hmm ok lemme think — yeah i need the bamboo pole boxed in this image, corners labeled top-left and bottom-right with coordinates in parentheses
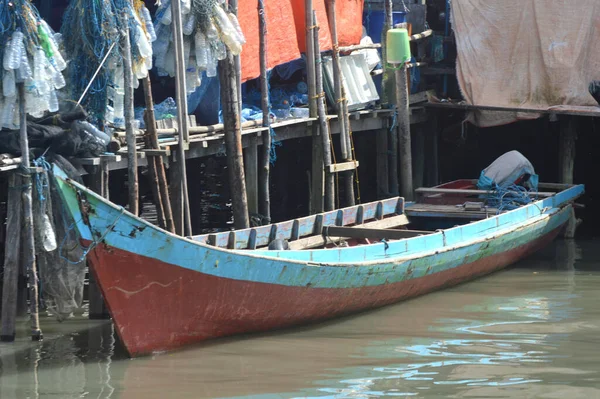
top-left (305, 0), bottom-right (323, 214)
top-left (171, 0), bottom-right (193, 236)
top-left (326, 0), bottom-right (355, 207)
top-left (121, 13), bottom-right (139, 216)
top-left (313, 12), bottom-right (334, 211)
top-left (1, 173), bottom-right (22, 341)
top-left (143, 77), bottom-right (175, 233)
top-left (305, 0), bottom-right (317, 115)
top-left (219, 52), bottom-right (250, 228)
top-left (17, 83), bottom-right (42, 341)
top-left (258, 0), bottom-right (271, 222)
top-left (384, 0), bottom-right (399, 196)
top-left (231, 0), bottom-right (242, 117)
top-left (395, 65), bottom-right (413, 201)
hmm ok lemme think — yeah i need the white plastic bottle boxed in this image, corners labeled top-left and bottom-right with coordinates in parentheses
top-left (194, 30), bottom-right (208, 70)
top-left (228, 13), bottom-right (246, 45)
top-left (141, 7), bottom-right (157, 42)
top-left (48, 89), bottom-right (59, 112)
top-left (3, 69), bottom-right (16, 97)
top-left (183, 13), bottom-right (196, 36)
top-left (9, 31), bottom-right (24, 70)
top-left (161, 5), bottom-right (172, 25)
top-left (206, 47), bottom-right (217, 77)
top-left (3, 37), bottom-right (13, 71)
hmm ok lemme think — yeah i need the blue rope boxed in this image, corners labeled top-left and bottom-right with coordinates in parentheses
top-left (32, 155), bottom-right (52, 207)
top-left (266, 69), bottom-right (281, 164)
top-left (389, 108), bottom-right (398, 132)
top-left (485, 183), bottom-right (536, 213)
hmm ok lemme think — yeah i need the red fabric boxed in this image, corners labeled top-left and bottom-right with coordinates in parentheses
top-left (238, 0), bottom-right (364, 82)
top-left (290, 0), bottom-right (332, 52)
top-left (239, 0), bottom-right (301, 82)
top-left (333, 0), bottom-right (364, 46)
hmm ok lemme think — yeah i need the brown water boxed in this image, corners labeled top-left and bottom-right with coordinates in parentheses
top-left (1, 239), bottom-right (599, 398)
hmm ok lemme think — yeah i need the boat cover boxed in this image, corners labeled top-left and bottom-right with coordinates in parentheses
top-left (451, 0), bottom-right (600, 127)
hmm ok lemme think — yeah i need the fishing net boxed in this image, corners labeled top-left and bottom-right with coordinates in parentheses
top-left (152, 0), bottom-right (246, 94)
top-left (61, 0), bottom-right (153, 126)
top-left (32, 154), bottom-right (86, 321)
top-left (0, 0), bottom-right (67, 128)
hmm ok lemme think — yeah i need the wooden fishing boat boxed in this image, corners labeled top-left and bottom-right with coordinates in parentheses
top-left (52, 165), bottom-right (584, 357)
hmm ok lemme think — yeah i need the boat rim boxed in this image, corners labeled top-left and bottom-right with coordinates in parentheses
top-left (54, 166), bottom-right (574, 268)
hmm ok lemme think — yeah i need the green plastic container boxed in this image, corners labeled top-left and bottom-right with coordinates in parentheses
top-left (386, 28), bottom-right (411, 64)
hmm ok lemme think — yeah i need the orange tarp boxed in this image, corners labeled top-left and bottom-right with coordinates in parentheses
top-left (290, 0), bottom-right (332, 52)
top-left (333, 0), bottom-right (364, 47)
top-left (239, 0), bottom-right (302, 82)
top-left (238, 0), bottom-right (364, 82)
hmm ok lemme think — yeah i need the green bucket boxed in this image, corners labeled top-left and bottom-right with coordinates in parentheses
top-left (386, 28), bottom-right (411, 64)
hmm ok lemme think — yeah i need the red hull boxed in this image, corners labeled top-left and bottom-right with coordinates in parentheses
top-left (86, 225), bottom-right (562, 356)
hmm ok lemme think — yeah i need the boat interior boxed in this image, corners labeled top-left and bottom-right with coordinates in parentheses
top-left (191, 180), bottom-right (573, 251)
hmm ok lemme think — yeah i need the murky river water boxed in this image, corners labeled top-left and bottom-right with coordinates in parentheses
top-left (1, 239), bottom-right (599, 398)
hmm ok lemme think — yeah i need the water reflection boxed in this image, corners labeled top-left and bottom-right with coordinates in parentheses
top-left (0, 240), bottom-right (599, 399)
top-left (0, 321), bottom-right (122, 398)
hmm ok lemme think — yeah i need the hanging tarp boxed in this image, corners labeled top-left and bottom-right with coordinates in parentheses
top-left (452, 0), bottom-right (600, 127)
top-left (239, 0), bottom-right (302, 82)
top-left (290, 0), bottom-right (332, 53)
top-left (331, 0), bottom-right (363, 47)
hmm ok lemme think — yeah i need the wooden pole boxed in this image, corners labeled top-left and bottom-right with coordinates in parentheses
top-left (146, 157), bottom-right (167, 228)
top-left (231, 0), bottom-right (242, 118)
top-left (1, 173), bottom-right (22, 341)
top-left (244, 135), bottom-right (259, 216)
top-left (395, 66), bottom-right (413, 200)
top-left (87, 164), bottom-right (109, 319)
top-left (413, 123), bottom-right (425, 191)
top-left (168, 161), bottom-right (183, 235)
top-left (326, 0), bottom-right (347, 161)
top-left (121, 13), bottom-right (139, 216)
top-left (257, 0), bottom-right (271, 222)
top-left (376, 123), bottom-right (389, 198)
top-left (142, 76), bottom-right (175, 233)
top-left (171, 0), bottom-right (193, 235)
top-left (559, 116), bottom-right (578, 239)
top-left (382, 0), bottom-right (393, 105)
top-left (384, 0), bottom-right (398, 196)
top-left (17, 83), bottom-right (42, 340)
top-left (426, 110), bottom-right (440, 186)
top-left (314, 12), bottom-right (335, 211)
top-left (326, 0), bottom-right (355, 207)
top-left (305, 0), bottom-right (317, 114)
top-left (306, 0), bottom-right (323, 214)
top-left (559, 116), bottom-right (577, 185)
top-left (219, 55), bottom-right (250, 229)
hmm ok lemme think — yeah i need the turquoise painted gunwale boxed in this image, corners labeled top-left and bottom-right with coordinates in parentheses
top-left (53, 165), bottom-right (583, 290)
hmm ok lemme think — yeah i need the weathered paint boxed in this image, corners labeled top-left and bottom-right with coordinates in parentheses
top-left (51, 165), bottom-right (584, 357)
top-left (84, 223), bottom-right (562, 357)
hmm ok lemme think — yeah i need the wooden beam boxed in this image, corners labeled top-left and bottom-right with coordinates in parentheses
top-left (415, 187), bottom-right (555, 197)
top-left (328, 161), bottom-right (359, 173)
top-left (288, 214), bottom-right (409, 250)
top-left (323, 226), bottom-right (431, 241)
